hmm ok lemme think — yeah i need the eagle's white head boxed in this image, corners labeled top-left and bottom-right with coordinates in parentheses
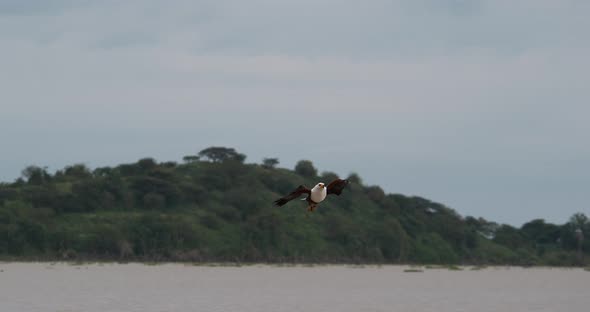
top-left (311, 182), bottom-right (326, 193)
top-left (310, 182), bottom-right (328, 203)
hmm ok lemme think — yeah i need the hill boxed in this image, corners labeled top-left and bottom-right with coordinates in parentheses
top-left (0, 147), bottom-right (587, 265)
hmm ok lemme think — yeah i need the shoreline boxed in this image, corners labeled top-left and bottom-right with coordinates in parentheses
top-left (0, 261), bottom-right (588, 271)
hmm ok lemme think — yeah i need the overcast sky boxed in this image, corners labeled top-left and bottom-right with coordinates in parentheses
top-left (1, 0), bottom-right (588, 225)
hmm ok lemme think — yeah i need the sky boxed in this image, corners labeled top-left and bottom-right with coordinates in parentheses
top-left (1, 0), bottom-right (588, 226)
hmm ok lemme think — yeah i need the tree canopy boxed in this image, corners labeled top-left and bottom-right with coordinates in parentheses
top-left (0, 146), bottom-right (587, 265)
top-left (262, 158), bottom-right (279, 169)
top-left (198, 147), bottom-right (246, 163)
top-left (294, 160), bottom-right (317, 177)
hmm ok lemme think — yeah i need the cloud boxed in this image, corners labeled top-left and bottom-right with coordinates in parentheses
top-left (1, 0), bottom-right (589, 225)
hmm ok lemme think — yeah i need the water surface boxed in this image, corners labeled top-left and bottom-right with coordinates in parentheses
top-left (0, 263), bottom-right (587, 312)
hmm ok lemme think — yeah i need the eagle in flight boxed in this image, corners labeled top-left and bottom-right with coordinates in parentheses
top-left (273, 179), bottom-right (349, 212)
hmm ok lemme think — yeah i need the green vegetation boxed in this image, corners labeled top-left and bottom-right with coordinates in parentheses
top-left (0, 147), bottom-right (588, 265)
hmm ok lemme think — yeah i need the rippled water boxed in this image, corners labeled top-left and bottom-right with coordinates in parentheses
top-left (0, 263), bottom-right (587, 312)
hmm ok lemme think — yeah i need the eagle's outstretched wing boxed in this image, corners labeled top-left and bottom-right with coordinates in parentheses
top-left (274, 185), bottom-right (311, 206)
top-left (327, 179), bottom-right (349, 196)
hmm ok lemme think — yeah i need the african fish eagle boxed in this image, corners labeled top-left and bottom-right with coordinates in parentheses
top-left (273, 179), bottom-right (349, 212)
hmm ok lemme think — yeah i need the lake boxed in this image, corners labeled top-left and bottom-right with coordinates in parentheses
top-left (0, 263), bottom-right (587, 312)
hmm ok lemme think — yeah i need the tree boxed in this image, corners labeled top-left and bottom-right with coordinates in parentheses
top-left (198, 147), bottom-right (246, 163)
top-left (465, 217), bottom-right (498, 239)
top-left (569, 212), bottom-right (589, 230)
top-left (567, 212), bottom-right (588, 262)
top-left (182, 155), bottom-right (200, 163)
top-left (93, 167), bottom-right (113, 177)
top-left (21, 166), bottom-right (51, 185)
top-left (63, 164), bottom-right (92, 179)
top-left (521, 219), bottom-right (560, 245)
top-left (493, 224), bottom-right (530, 250)
top-left (294, 160), bottom-right (317, 177)
top-left (137, 158), bottom-right (157, 171)
top-left (262, 158), bottom-right (279, 169)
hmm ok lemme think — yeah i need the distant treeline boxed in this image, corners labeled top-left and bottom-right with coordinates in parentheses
top-left (0, 146), bottom-right (588, 265)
